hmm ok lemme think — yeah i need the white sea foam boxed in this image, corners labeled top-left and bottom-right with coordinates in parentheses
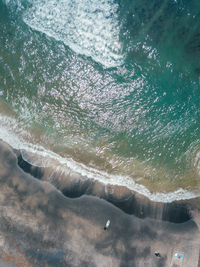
top-left (0, 114), bottom-right (199, 203)
top-left (23, 0), bottom-right (124, 68)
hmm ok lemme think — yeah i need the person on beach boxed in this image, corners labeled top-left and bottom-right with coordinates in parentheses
top-left (154, 252), bottom-right (161, 257)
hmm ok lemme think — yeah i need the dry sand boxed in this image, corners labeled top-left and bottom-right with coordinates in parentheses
top-left (0, 140), bottom-right (199, 266)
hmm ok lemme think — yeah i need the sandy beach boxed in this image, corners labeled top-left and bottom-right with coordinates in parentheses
top-left (0, 139), bottom-right (199, 266)
top-left (1, 0), bottom-right (200, 265)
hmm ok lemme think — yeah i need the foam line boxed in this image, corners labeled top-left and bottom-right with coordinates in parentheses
top-left (0, 114), bottom-right (198, 203)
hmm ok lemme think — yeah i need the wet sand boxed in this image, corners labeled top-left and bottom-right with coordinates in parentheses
top-left (0, 140), bottom-right (200, 266)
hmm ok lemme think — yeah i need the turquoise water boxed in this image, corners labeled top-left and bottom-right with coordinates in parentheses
top-left (1, 0), bottom-right (200, 193)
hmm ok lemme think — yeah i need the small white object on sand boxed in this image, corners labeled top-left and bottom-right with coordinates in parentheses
top-left (104, 220), bottom-right (110, 230)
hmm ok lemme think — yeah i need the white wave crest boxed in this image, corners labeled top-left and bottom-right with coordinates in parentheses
top-left (23, 0), bottom-right (124, 68)
top-left (0, 114), bottom-right (199, 203)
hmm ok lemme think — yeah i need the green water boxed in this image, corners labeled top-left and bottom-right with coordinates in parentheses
top-left (1, 0), bottom-right (200, 193)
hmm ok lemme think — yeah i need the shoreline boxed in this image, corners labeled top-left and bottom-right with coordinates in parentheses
top-left (0, 114), bottom-right (199, 203)
top-left (0, 111), bottom-right (199, 203)
top-left (0, 139), bottom-right (200, 266)
top-left (0, 112), bottom-right (199, 203)
top-left (16, 145), bottom-right (199, 204)
top-left (16, 149), bottom-right (193, 223)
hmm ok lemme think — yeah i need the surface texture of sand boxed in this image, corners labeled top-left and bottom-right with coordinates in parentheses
top-left (0, 140), bottom-right (199, 266)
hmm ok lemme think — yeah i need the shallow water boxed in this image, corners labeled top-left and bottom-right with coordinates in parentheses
top-left (1, 0), bottom-right (200, 199)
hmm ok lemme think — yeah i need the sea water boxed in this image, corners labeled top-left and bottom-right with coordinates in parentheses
top-left (1, 0), bottom-right (200, 201)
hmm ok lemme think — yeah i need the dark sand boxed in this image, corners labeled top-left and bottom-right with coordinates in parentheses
top-left (0, 140), bottom-right (199, 266)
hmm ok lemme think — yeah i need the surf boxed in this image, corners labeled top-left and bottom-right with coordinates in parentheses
top-left (23, 0), bottom-right (124, 68)
top-left (1, 0), bottom-right (200, 203)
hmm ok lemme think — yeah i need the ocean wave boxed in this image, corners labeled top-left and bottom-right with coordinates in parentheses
top-left (22, 0), bottom-right (124, 68)
top-left (0, 113), bottom-right (199, 203)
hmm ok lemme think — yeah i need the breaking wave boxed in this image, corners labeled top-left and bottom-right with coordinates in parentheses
top-left (23, 0), bottom-right (124, 68)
